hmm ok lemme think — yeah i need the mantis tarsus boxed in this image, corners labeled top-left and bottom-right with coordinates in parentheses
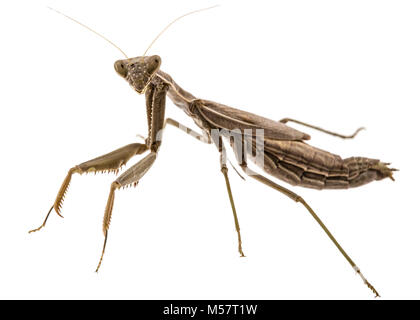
top-left (29, 6), bottom-right (397, 298)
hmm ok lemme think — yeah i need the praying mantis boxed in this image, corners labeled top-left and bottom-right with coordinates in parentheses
top-left (29, 6), bottom-right (397, 298)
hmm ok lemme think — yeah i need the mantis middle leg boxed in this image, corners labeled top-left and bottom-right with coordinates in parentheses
top-left (162, 120), bottom-right (245, 256)
top-left (212, 135), bottom-right (245, 257)
top-left (164, 118), bottom-right (211, 144)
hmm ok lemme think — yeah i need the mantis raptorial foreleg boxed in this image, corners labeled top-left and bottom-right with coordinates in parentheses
top-left (96, 152), bottom-right (157, 272)
top-left (28, 143), bottom-right (147, 233)
top-left (96, 82), bottom-right (168, 271)
top-left (279, 118), bottom-right (365, 139)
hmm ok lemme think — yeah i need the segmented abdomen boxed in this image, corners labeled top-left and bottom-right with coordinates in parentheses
top-left (258, 139), bottom-right (394, 190)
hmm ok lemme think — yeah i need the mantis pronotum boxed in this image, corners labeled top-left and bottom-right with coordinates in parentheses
top-left (29, 6), bottom-right (397, 298)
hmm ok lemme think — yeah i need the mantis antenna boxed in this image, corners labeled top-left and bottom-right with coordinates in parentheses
top-left (48, 5), bottom-right (219, 59)
top-left (47, 7), bottom-right (129, 58)
top-left (142, 5), bottom-right (219, 56)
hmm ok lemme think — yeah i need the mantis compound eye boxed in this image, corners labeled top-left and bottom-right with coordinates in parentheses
top-left (143, 55), bottom-right (161, 75)
top-left (114, 60), bottom-right (128, 78)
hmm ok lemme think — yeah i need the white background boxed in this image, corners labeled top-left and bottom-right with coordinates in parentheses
top-left (0, 0), bottom-right (419, 299)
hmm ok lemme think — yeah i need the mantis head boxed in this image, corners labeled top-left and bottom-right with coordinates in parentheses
top-left (114, 56), bottom-right (161, 94)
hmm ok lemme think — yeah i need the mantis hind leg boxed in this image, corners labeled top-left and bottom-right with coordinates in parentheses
top-left (237, 158), bottom-right (380, 297)
top-left (29, 143), bottom-right (147, 233)
top-left (279, 118), bottom-right (365, 139)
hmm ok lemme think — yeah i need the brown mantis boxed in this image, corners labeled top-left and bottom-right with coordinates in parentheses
top-left (29, 6), bottom-right (397, 298)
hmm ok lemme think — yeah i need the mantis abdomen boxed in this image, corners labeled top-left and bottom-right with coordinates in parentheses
top-left (261, 139), bottom-right (395, 190)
